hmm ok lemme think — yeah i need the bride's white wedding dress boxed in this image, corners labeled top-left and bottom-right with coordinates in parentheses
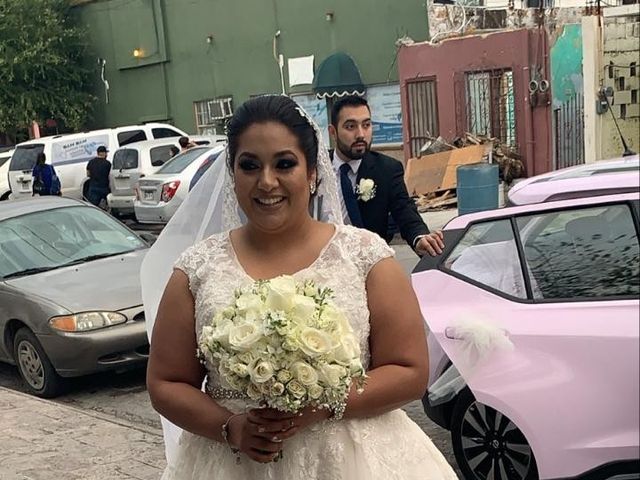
top-left (161, 224), bottom-right (457, 479)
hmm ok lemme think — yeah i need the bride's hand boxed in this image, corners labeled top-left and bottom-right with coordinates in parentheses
top-left (249, 406), bottom-right (331, 437)
top-left (227, 413), bottom-right (285, 464)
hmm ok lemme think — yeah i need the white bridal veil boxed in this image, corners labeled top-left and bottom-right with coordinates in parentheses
top-left (140, 98), bottom-right (342, 465)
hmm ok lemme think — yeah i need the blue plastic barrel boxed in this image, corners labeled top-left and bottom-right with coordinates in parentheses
top-left (456, 163), bottom-right (499, 215)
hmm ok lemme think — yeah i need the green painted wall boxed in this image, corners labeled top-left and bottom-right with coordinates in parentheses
top-left (77, 0), bottom-right (429, 132)
top-left (550, 24), bottom-right (583, 109)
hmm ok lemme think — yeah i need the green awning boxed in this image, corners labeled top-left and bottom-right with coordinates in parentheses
top-left (312, 52), bottom-right (365, 99)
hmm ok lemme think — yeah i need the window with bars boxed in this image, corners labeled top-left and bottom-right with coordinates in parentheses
top-left (194, 97), bottom-right (233, 135)
top-left (406, 79), bottom-right (439, 158)
top-left (465, 69), bottom-right (516, 146)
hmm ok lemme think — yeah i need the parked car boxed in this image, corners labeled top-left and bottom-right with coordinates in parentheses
top-left (107, 139), bottom-right (182, 217)
top-left (0, 148), bottom-right (13, 201)
top-left (508, 155), bottom-right (639, 206)
top-left (134, 144), bottom-right (225, 224)
top-left (0, 197), bottom-right (152, 397)
top-left (8, 123), bottom-right (187, 200)
top-left (107, 136), bottom-right (227, 217)
top-left (412, 184), bottom-right (639, 478)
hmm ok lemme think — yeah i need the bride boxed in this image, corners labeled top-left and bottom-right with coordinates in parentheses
top-left (143, 95), bottom-right (457, 479)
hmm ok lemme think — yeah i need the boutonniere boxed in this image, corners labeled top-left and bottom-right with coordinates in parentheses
top-left (356, 178), bottom-right (376, 202)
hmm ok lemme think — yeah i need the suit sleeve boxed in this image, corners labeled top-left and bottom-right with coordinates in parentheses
top-left (388, 159), bottom-right (429, 246)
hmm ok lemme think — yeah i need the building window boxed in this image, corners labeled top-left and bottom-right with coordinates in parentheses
top-left (194, 97), bottom-right (233, 135)
top-left (465, 69), bottom-right (516, 146)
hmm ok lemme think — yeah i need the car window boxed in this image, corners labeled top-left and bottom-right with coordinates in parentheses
top-left (157, 147), bottom-right (211, 174)
top-left (517, 203), bottom-right (639, 300)
top-left (118, 130), bottom-right (147, 146)
top-left (9, 145), bottom-right (44, 171)
top-left (0, 155), bottom-right (11, 168)
top-left (0, 206), bottom-right (145, 279)
top-left (149, 145), bottom-right (175, 167)
top-left (112, 149), bottom-right (139, 170)
top-left (152, 127), bottom-right (182, 139)
top-left (444, 219), bottom-right (527, 299)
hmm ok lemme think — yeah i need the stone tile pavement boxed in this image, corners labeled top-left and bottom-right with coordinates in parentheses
top-left (0, 387), bottom-right (166, 480)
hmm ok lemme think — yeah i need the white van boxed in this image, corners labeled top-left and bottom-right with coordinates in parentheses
top-left (8, 123), bottom-right (187, 199)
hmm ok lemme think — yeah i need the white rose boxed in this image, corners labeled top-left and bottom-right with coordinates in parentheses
top-left (236, 293), bottom-right (264, 315)
top-left (207, 318), bottom-right (234, 346)
top-left (249, 359), bottom-right (275, 383)
top-left (290, 294), bottom-right (318, 324)
top-left (299, 327), bottom-right (334, 357)
top-left (237, 352), bottom-right (255, 365)
top-left (265, 275), bottom-right (297, 311)
top-left (247, 383), bottom-right (262, 401)
top-left (322, 305), bottom-right (352, 334)
top-left (230, 362), bottom-right (249, 377)
top-left (286, 380), bottom-right (307, 399)
top-left (290, 361), bottom-right (319, 386)
top-left (333, 335), bottom-right (359, 364)
top-left (276, 369), bottom-right (292, 383)
top-left (319, 364), bottom-right (346, 387)
top-left (308, 384), bottom-right (323, 400)
top-left (359, 178), bottom-right (375, 192)
top-left (221, 371), bottom-right (246, 391)
top-left (271, 382), bottom-right (285, 396)
top-left (228, 322), bottom-right (263, 351)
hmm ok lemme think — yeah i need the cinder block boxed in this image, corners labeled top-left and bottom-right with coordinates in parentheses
top-left (626, 103), bottom-right (639, 118)
top-left (615, 90), bottom-right (632, 104)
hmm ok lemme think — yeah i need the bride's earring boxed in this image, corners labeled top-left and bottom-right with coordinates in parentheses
top-left (309, 182), bottom-right (316, 195)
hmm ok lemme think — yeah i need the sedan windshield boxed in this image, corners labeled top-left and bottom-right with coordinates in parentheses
top-left (0, 206), bottom-right (146, 279)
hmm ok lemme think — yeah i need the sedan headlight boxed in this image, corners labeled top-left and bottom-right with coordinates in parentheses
top-left (49, 312), bottom-right (128, 332)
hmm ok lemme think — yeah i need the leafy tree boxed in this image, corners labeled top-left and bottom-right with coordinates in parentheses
top-left (0, 0), bottom-right (95, 141)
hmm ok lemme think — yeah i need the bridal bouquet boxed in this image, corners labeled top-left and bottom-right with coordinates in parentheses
top-left (198, 275), bottom-right (366, 414)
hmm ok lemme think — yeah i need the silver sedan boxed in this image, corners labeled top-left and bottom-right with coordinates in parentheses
top-left (0, 197), bottom-right (151, 397)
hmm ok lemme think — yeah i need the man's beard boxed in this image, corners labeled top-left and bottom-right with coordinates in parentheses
top-left (336, 136), bottom-right (370, 160)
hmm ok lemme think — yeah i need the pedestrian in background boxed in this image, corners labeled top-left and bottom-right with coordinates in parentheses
top-left (178, 136), bottom-right (195, 153)
top-left (86, 145), bottom-right (111, 207)
top-left (169, 145), bottom-right (180, 158)
top-left (32, 152), bottom-right (61, 196)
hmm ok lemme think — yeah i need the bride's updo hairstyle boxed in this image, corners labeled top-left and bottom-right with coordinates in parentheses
top-left (226, 95), bottom-right (319, 174)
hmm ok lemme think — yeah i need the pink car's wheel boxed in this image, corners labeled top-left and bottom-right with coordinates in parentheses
top-left (451, 389), bottom-right (538, 480)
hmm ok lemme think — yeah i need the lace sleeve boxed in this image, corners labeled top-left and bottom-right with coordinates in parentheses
top-left (173, 235), bottom-right (220, 294)
top-left (346, 227), bottom-right (395, 278)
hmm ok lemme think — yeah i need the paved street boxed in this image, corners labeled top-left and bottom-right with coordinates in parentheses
top-left (0, 208), bottom-right (462, 479)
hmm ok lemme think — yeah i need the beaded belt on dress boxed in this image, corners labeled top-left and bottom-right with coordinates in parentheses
top-left (205, 380), bottom-right (247, 400)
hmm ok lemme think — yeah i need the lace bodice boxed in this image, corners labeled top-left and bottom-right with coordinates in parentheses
top-left (174, 224), bottom-right (394, 387)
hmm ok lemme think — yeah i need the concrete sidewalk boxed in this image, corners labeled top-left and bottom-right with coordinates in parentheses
top-left (0, 387), bottom-right (165, 480)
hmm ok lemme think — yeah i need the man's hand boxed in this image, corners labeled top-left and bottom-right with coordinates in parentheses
top-left (415, 230), bottom-right (445, 257)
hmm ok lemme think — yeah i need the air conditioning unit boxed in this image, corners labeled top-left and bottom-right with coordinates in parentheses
top-left (207, 97), bottom-right (233, 121)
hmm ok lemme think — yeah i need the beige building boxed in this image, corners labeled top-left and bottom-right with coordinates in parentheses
top-left (583, 4), bottom-right (640, 162)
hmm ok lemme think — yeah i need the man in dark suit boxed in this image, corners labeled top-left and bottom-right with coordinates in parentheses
top-left (329, 95), bottom-right (444, 256)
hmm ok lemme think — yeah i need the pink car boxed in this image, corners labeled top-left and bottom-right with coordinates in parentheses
top-left (412, 169), bottom-right (639, 479)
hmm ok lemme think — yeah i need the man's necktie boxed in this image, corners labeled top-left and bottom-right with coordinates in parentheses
top-left (339, 163), bottom-right (363, 227)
